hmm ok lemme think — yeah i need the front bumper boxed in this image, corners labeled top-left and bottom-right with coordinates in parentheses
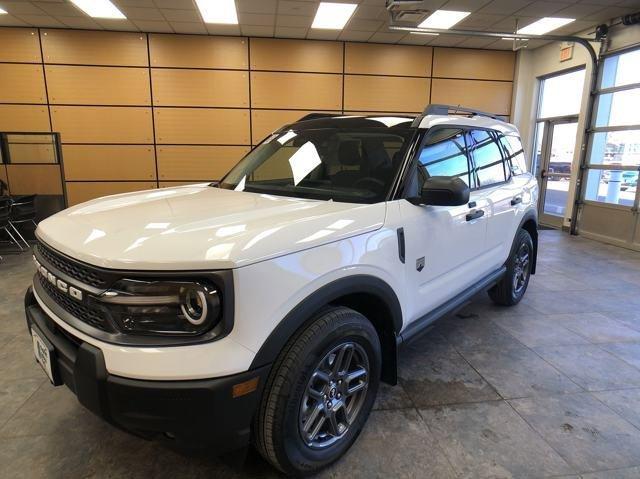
top-left (24, 286), bottom-right (270, 453)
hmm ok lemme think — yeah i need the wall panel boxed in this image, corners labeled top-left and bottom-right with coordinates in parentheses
top-left (159, 181), bottom-right (203, 187)
top-left (0, 26), bottom-right (516, 206)
top-left (345, 43), bottom-right (432, 77)
top-left (6, 165), bottom-right (62, 195)
top-left (250, 38), bottom-right (343, 73)
top-left (150, 34), bottom-right (247, 69)
top-left (63, 145), bottom-right (156, 181)
top-left (433, 48), bottom-right (515, 81)
top-left (51, 106), bottom-right (153, 144)
top-left (157, 145), bottom-right (249, 180)
top-left (0, 28), bottom-right (41, 63)
top-left (0, 64), bottom-right (46, 103)
top-left (154, 108), bottom-right (250, 145)
top-left (46, 66), bottom-right (151, 105)
top-left (431, 78), bottom-right (512, 115)
top-left (251, 72), bottom-right (342, 110)
top-left (344, 75), bottom-right (429, 112)
top-left (41, 29), bottom-right (148, 66)
top-left (0, 105), bottom-right (50, 132)
top-left (66, 181), bottom-right (157, 206)
top-left (151, 69), bottom-right (249, 107)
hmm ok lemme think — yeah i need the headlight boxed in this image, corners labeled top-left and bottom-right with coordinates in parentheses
top-left (96, 279), bottom-right (221, 336)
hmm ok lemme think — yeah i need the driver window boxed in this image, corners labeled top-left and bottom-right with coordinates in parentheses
top-left (411, 128), bottom-right (474, 196)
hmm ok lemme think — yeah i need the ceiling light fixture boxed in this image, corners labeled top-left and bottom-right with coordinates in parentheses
top-left (410, 32), bottom-right (439, 36)
top-left (0, 7), bottom-right (7, 14)
top-left (418, 10), bottom-right (470, 29)
top-left (517, 17), bottom-right (575, 35)
top-left (195, 0), bottom-right (238, 24)
top-left (312, 2), bottom-right (358, 29)
top-left (69, 0), bottom-right (125, 19)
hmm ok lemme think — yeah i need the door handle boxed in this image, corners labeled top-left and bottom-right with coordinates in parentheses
top-left (540, 169), bottom-right (547, 179)
top-left (511, 196), bottom-right (522, 206)
top-left (466, 210), bottom-right (485, 222)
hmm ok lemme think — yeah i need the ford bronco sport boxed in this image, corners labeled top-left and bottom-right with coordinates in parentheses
top-left (25, 104), bottom-right (538, 476)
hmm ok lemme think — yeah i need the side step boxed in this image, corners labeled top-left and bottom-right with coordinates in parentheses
top-left (397, 266), bottom-right (506, 345)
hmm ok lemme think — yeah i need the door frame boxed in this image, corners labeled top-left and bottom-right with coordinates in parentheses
top-left (535, 115), bottom-right (579, 228)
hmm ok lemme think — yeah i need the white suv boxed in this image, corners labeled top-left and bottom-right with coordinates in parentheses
top-left (25, 104), bottom-right (538, 476)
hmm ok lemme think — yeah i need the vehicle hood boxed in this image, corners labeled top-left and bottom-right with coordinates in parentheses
top-left (37, 185), bottom-right (386, 270)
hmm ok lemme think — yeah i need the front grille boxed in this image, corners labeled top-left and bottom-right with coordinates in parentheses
top-left (38, 274), bottom-right (111, 332)
top-left (36, 241), bottom-right (108, 288)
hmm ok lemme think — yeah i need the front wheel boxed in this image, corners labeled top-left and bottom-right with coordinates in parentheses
top-left (488, 228), bottom-right (534, 306)
top-left (254, 306), bottom-right (381, 476)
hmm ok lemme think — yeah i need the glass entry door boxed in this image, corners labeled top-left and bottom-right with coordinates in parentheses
top-left (536, 119), bottom-right (579, 228)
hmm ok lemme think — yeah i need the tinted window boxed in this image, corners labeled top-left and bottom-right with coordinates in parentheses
top-left (467, 129), bottom-right (507, 187)
top-left (498, 133), bottom-right (527, 175)
top-left (220, 126), bottom-right (414, 203)
top-left (417, 128), bottom-right (474, 188)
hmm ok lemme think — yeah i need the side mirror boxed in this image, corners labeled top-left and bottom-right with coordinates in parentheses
top-left (409, 176), bottom-right (470, 206)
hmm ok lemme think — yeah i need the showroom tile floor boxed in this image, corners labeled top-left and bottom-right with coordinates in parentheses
top-left (1, 230), bottom-right (640, 478)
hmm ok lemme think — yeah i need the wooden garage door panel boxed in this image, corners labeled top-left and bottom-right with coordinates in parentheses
top-left (0, 28), bottom-right (41, 63)
top-left (433, 48), bottom-right (515, 81)
top-left (7, 165), bottom-right (62, 195)
top-left (51, 106), bottom-right (153, 144)
top-left (344, 76), bottom-right (429, 113)
top-left (63, 145), bottom-right (156, 181)
top-left (431, 79), bottom-right (512, 115)
top-left (154, 108), bottom-right (250, 145)
top-left (157, 145), bottom-right (249, 180)
top-left (250, 38), bottom-right (343, 73)
top-left (0, 64), bottom-right (46, 103)
top-left (251, 109), bottom-right (342, 144)
top-left (0, 105), bottom-right (50, 132)
top-left (149, 34), bottom-right (248, 69)
top-left (41, 29), bottom-right (148, 66)
top-left (152, 69), bottom-right (249, 107)
top-left (345, 43), bottom-right (432, 77)
top-left (66, 181), bottom-right (157, 206)
top-left (46, 66), bottom-right (151, 106)
top-left (251, 72), bottom-right (342, 110)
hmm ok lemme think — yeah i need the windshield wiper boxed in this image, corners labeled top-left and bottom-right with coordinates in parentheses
top-left (208, 181), bottom-right (220, 187)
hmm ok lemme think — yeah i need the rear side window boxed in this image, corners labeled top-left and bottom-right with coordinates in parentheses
top-left (498, 133), bottom-right (528, 175)
top-left (467, 129), bottom-right (508, 187)
top-left (417, 128), bottom-right (475, 188)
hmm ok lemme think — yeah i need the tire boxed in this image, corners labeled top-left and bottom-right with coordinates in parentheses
top-left (488, 228), bottom-right (534, 306)
top-left (254, 306), bottom-right (381, 476)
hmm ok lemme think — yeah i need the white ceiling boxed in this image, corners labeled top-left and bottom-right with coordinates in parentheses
top-left (0, 0), bottom-right (638, 50)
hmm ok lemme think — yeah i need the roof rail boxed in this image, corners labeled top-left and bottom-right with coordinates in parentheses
top-left (423, 104), bottom-right (500, 120)
top-left (297, 113), bottom-right (341, 122)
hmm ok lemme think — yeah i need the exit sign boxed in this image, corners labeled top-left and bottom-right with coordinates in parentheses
top-left (560, 43), bottom-right (574, 62)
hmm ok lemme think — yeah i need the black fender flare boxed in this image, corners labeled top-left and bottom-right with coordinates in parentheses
top-left (249, 274), bottom-right (403, 372)
top-left (516, 210), bottom-right (538, 274)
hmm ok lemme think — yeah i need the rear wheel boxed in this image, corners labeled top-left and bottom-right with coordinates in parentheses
top-left (489, 228), bottom-right (533, 306)
top-left (254, 306), bottom-right (381, 476)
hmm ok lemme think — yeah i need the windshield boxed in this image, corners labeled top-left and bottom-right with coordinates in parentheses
top-left (219, 125), bottom-right (415, 203)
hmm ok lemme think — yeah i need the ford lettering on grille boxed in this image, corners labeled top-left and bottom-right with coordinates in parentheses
top-left (33, 255), bottom-right (84, 302)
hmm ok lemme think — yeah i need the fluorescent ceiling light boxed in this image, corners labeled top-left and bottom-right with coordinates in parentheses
top-left (410, 32), bottom-right (439, 36)
top-left (0, 7), bottom-right (7, 14)
top-left (195, 0), bottom-right (238, 24)
top-left (69, 0), bottom-right (125, 19)
top-left (418, 10), bottom-right (470, 29)
top-left (312, 2), bottom-right (357, 29)
top-left (517, 17), bottom-right (575, 35)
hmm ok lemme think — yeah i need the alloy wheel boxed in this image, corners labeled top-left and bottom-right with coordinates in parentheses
top-left (298, 342), bottom-right (369, 449)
